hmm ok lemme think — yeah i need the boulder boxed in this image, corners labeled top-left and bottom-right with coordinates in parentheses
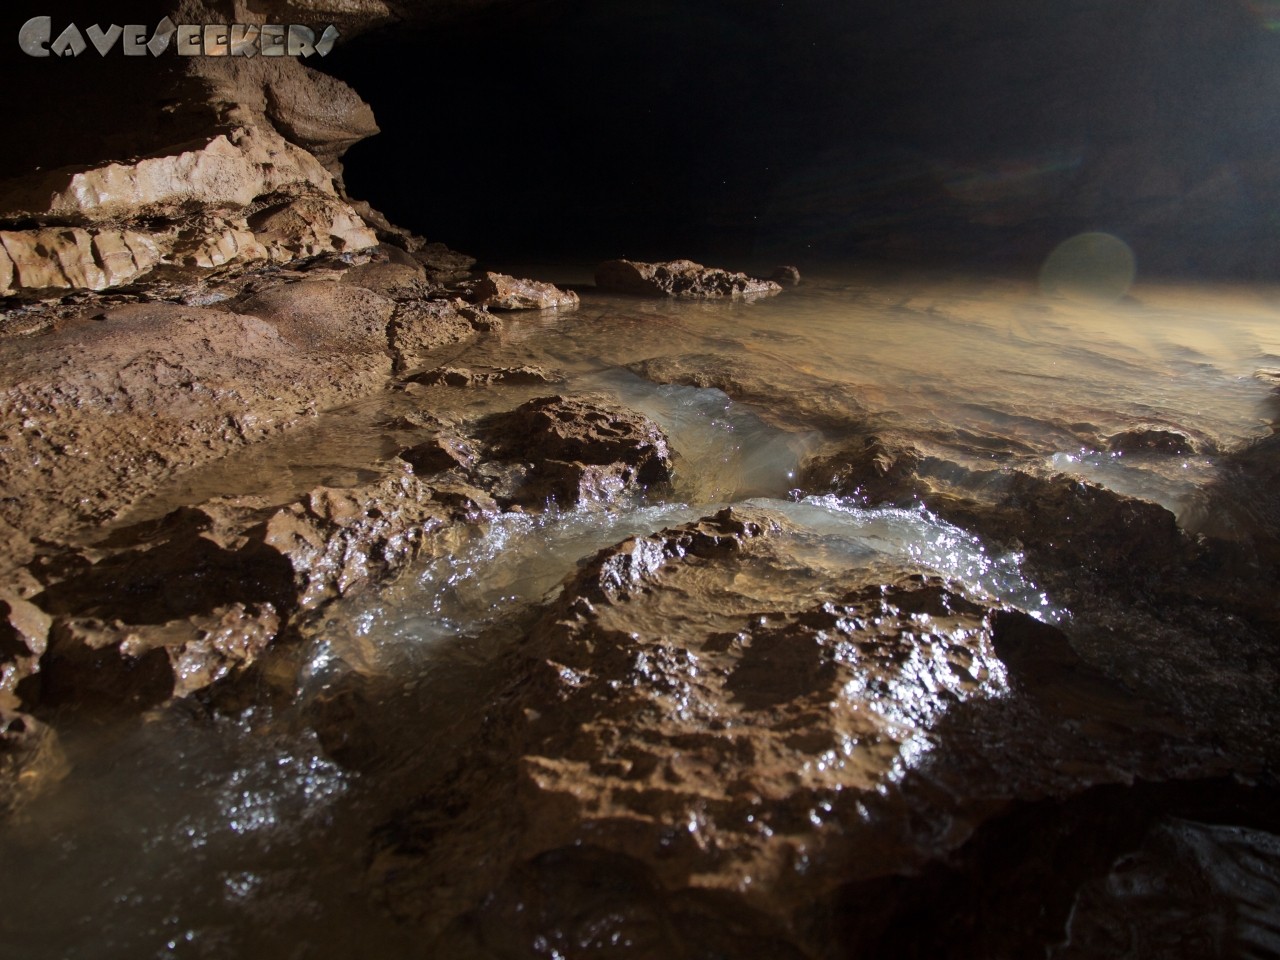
top-left (0, 592), bottom-right (51, 708)
top-left (595, 259), bottom-right (782, 299)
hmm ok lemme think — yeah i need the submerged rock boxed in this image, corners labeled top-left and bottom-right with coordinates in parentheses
top-left (595, 259), bottom-right (783, 299)
top-left (461, 272), bottom-right (580, 311)
top-left (402, 364), bottom-right (562, 389)
top-left (0, 707), bottom-right (65, 818)
top-left (1107, 426), bottom-right (1199, 455)
top-left (800, 434), bottom-right (923, 504)
top-left (628, 352), bottom-right (867, 432)
top-left (21, 461), bottom-right (489, 713)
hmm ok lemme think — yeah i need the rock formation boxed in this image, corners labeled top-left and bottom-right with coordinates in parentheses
top-left (596, 259), bottom-right (783, 299)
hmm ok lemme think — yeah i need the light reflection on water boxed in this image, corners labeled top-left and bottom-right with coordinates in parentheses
top-left (5, 270), bottom-right (1279, 956)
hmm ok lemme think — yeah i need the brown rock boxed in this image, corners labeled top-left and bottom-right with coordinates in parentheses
top-left (412, 242), bottom-right (478, 284)
top-left (628, 352), bottom-right (867, 432)
top-left (0, 708), bottom-right (66, 818)
top-left (246, 195), bottom-right (378, 262)
top-left (370, 507), bottom-right (1009, 937)
top-left (39, 602), bottom-right (280, 711)
top-left (402, 365), bottom-right (562, 388)
top-left (595, 259), bottom-right (782, 299)
top-left (771, 265), bottom-right (802, 286)
top-left (399, 435), bottom-right (479, 474)
top-left (1107, 426), bottom-right (1199, 455)
top-left (929, 470), bottom-right (1191, 578)
top-left (0, 126), bottom-right (333, 225)
top-left (0, 297), bottom-right (404, 542)
top-left (40, 617), bottom-right (177, 712)
top-left (462, 272), bottom-right (580, 311)
top-left (258, 466), bottom-right (483, 611)
top-left (387, 299), bottom-right (491, 373)
top-left (233, 280), bottom-right (396, 355)
top-left (0, 592), bottom-right (51, 708)
top-left (23, 459), bottom-right (489, 712)
top-left (339, 248), bottom-right (428, 295)
top-left (800, 434), bottom-right (922, 504)
top-left (480, 394), bottom-right (674, 506)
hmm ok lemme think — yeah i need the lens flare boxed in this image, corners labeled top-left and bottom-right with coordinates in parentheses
top-left (1039, 231), bottom-right (1136, 304)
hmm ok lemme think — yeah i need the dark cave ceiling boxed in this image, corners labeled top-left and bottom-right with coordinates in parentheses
top-left (7, 0), bottom-right (1280, 275)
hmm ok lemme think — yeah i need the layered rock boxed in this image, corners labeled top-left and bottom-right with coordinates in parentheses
top-left (0, 1), bottom-right (431, 299)
top-left (596, 259), bottom-right (783, 299)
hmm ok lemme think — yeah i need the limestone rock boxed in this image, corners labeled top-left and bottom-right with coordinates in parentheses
top-left (0, 299), bottom-right (398, 543)
top-left (0, 125), bottom-right (334, 225)
top-left (233, 279), bottom-right (395, 355)
top-left (258, 467), bottom-right (479, 612)
top-left (412, 241), bottom-right (478, 283)
top-left (39, 603), bottom-right (280, 711)
top-left (479, 394), bottom-right (674, 506)
top-left (339, 245), bottom-right (428, 295)
top-left (800, 434), bottom-right (922, 504)
top-left (247, 195), bottom-right (378, 261)
top-left (462, 272), bottom-right (580, 311)
top-left (596, 259), bottom-right (782, 299)
top-left (0, 592), bottom-right (51, 707)
top-left (402, 365), bottom-right (562, 389)
top-left (387, 299), bottom-right (491, 373)
top-left (369, 507), bottom-right (1010, 935)
top-left (1107, 426), bottom-right (1199, 456)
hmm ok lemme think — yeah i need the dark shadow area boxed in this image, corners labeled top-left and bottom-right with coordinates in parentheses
top-left (830, 776), bottom-right (1280, 959)
top-left (321, 0), bottom-right (1280, 277)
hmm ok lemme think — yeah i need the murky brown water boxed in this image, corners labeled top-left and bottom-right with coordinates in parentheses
top-left (3, 270), bottom-right (1279, 958)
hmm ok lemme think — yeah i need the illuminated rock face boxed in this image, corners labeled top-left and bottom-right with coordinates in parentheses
top-left (0, 1), bottom-right (389, 298)
top-left (596, 259), bottom-right (783, 299)
top-left (369, 507), bottom-right (1015, 937)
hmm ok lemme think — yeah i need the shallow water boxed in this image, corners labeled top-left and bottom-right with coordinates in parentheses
top-left (6, 269), bottom-right (1280, 957)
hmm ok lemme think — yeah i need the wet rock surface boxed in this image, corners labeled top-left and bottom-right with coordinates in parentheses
top-left (367, 498), bottom-right (1277, 953)
top-left (460, 272), bottom-right (581, 311)
top-left (596, 259), bottom-right (783, 299)
top-left (476, 394), bottom-right (673, 506)
top-left (0, 708), bottom-right (65, 818)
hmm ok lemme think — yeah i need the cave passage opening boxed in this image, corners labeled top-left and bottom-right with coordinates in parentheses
top-left (320, 0), bottom-right (1280, 280)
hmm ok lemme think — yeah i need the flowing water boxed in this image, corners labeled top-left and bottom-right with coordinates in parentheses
top-left (4, 269), bottom-right (1280, 957)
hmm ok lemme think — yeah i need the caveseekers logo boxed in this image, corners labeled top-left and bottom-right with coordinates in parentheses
top-left (18, 16), bottom-right (339, 58)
